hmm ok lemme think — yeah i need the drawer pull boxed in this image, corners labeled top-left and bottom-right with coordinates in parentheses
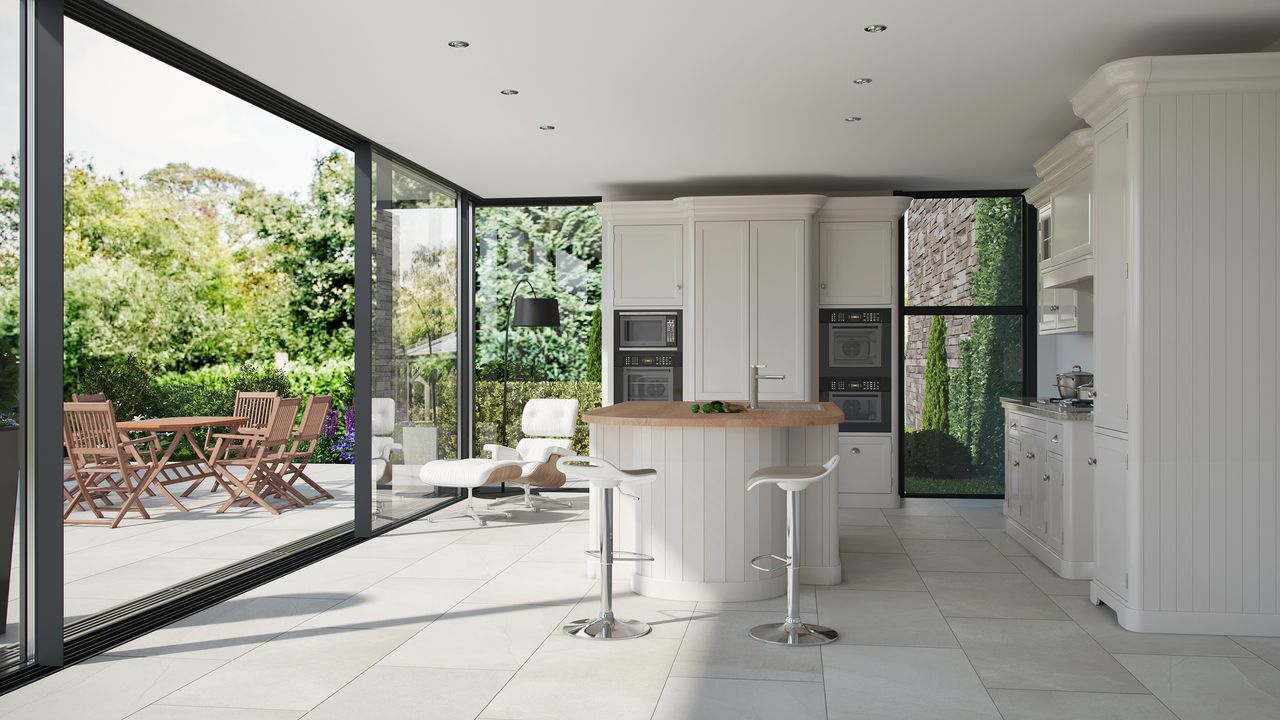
top-left (1012, 460), bottom-right (1020, 467)
top-left (820, 283), bottom-right (827, 289)
top-left (1049, 304), bottom-right (1060, 312)
top-left (1051, 434), bottom-right (1059, 443)
top-left (1025, 451), bottom-right (1035, 460)
top-left (849, 447), bottom-right (861, 455)
top-left (1042, 473), bottom-right (1050, 482)
top-left (1087, 457), bottom-right (1097, 466)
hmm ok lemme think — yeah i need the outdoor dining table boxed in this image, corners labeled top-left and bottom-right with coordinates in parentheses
top-left (115, 415), bottom-right (250, 511)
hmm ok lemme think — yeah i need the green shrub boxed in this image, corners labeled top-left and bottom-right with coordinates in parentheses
top-left (922, 315), bottom-right (949, 432)
top-left (904, 428), bottom-right (973, 478)
top-left (154, 358), bottom-right (353, 415)
top-left (435, 375), bottom-right (601, 458)
top-left (74, 355), bottom-right (160, 420)
top-left (586, 308), bottom-right (603, 382)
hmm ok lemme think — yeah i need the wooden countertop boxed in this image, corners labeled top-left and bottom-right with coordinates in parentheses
top-left (583, 401), bottom-right (844, 427)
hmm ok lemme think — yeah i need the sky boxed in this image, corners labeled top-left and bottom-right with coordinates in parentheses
top-left (61, 18), bottom-right (344, 197)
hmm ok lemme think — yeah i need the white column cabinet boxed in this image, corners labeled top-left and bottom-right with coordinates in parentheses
top-left (1091, 431), bottom-right (1129, 602)
top-left (1089, 113), bottom-right (1130, 434)
top-left (751, 220), bottom-right (808, 401)
top-left (611, 224), bottom-right (684, 307)
top-left (818, 221), bottom-right (894, 306)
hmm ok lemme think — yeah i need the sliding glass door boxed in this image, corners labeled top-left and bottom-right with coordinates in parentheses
top-left (900, 194), bottom-right (1032, 497)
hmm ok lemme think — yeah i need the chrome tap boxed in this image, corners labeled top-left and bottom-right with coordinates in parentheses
top-left (749, 364), bottom-right (786, 410)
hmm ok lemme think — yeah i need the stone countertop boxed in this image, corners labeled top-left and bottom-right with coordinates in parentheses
top-left (584, 401), bottom-right (844, 427)
top-left (1000, 397), bottom-right (1095, 422)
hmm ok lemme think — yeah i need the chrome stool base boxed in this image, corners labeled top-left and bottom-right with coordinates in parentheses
top-left (748, 621), bottom-right (839, 646)
top-left (563, 614), bottom-right (652, 640)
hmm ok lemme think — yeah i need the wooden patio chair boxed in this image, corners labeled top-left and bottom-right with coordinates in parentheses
top-left (63, 393), bottom-right (113, 510)
top-left (208, 396), bottom-right (304, 515)
top-left (186, 391), bottom-right (281, 496)
top-left (279, 395), bottom-right (334, 504)
top-left (62, 401), bottom-right (162, 528)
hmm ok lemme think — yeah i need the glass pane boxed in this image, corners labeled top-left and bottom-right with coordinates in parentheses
top-left (370, 157), bottom-right (457, 529)
top-left (903, 314), bottom-right (1023, 495)
top-left (0, 0), bottom-right (18, 661)
top-left (62, 19), bottom-right (356, 628)
top-left (473, 206), bottom-right (601, 457)
top-left (904, 196), bottom-right (1023, 307)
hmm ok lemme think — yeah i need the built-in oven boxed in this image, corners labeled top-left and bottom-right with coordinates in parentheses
top-left (820, 377), bottom-right (890, 433)
top-left (615, 353), bottom-right (682, 402)
top-left (616, 310), bottom-right (681, 351)
top-left (820, 309), bottom-right (890, 378)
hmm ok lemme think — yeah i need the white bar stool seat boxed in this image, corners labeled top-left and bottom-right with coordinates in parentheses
top-left (420, 459), bottom-right (523, 526)
top-left (557, 455), bottom-right (656, 640)
top-left (746, 455), bottom-right (841, 646)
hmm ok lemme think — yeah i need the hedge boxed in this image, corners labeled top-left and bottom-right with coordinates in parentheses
top-left (434, 375), bottom-right (602, 458)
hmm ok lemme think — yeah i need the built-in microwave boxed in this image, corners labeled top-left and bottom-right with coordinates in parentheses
top-left (616, 310), bottom-right (681, 351)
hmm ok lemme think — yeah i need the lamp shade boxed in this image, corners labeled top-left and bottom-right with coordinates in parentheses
top-left (512, 297), bottom-right (560, 328)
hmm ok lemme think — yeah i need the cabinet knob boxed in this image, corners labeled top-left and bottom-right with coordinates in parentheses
top-left (1049, 304), bottom-right (1060, 312)
top-left (1010, 422), bottom-right (1018, 429)
top-left (1025, 451), bottom-right (1035, 459)
top-left (1012, 460), bottom-right (1020, 467)
top-left (1051, 434), bottom-right (1059, 443)
top-left (1042, 473), bottom-right (1050, 481)
top-left (1087, 457), bottom-right (1097, 466)
top-left (850, 447), bottom-right (861, 455)
top-left (820, 283), bottom-right (827, 289)
top-left (675, 283), bottom-right (682, 290)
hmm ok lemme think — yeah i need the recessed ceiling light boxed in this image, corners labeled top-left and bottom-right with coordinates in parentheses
top-left (539, 125), bottom-right (557, 131)
top-left (447, 40), bottom-right (470, 48)
top-left (500, 89), bottom-right (519, 95)
top-left (844, 116), bottom-right (863, 122)
top-left (863, 24), bottom-right (887, 33)
top-left (851, 77), bottom-right (873, 85)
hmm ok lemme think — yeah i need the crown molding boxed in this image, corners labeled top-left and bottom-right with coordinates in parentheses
top-left (1026, 129), bottom-right (1094, 208)
top-left (816, 196), bottom-right (911, 222)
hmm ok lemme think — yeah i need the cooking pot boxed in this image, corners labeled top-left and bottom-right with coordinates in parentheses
top-left (1055, 365), bottom-right (1094, 399)
top-left (1076, 383), bottom-right (1096, 401)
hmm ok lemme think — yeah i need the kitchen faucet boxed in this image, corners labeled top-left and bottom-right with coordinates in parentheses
top-left (749, 364), bottom-right (786, 410)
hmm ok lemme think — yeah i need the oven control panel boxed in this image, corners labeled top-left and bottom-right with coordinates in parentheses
top-left (823, 378), bottom-right (885, 391)
top-left (621, 353), bottom-right (678, 367)
top-left (821, 309), bottom-right (888, 324)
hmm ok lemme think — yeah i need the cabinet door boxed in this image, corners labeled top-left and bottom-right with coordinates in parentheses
top-left (1005, 435), bottom-right (1022, 518)
top-left (612, 225), bottom-right (684, 307)
top-left (818, 221), bottom-right (893, 306)
top-left (694, 222), bottom-right (750, 400)
top-left (751, 220), bottom-right (807, 400)
top-left (1092, 116), bottom-right (1130, 432)
top-left (1055, 289), bottom-right (1079, 332)
top-left (1040, 287), bottom-right (1060, 332)
top-left (1093, 432), bottom-right (1130, 600)
top-left (1027, 435), bottom-right (1047, 537)
top-left (837, 435), bottom-right (893, 494)
top-left (1046, 452), bottom-right (1065, 550)
top-left (1049, 166), bottom-right (1090, 260)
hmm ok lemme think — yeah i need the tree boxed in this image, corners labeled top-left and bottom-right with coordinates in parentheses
top-left (922, 315), bottom-right (949, 431)
top-left (586, 307), bottom-right (603, 382)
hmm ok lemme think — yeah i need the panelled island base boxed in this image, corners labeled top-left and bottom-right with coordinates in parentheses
top-left (582, 401), bottom-right (844, 602)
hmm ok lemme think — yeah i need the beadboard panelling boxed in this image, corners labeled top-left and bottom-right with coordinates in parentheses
top-left (1138, 92), bottom-right (1280, 616)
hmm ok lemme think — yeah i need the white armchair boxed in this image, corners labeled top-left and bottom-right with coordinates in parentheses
top-left (483, 398), bottom-right (580, 510)
top-left (372, 397), bottom-right (402, 488)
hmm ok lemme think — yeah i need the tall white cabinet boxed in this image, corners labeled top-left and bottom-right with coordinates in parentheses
top-left (1071, 52), bottom-right (1280, 635)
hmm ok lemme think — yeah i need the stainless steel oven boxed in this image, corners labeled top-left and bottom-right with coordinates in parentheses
top-left (820, 377), bottom-right (890, 433)
top-left (616, 310), bottom-right (681, 351)
top-left (820, 309), bottom-right (890, 377)
top-left (615, 353), bottom-right (682, 402)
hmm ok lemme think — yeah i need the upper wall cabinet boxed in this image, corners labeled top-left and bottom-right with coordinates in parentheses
top-left (1026, 129), bottom-right (1095, 290)
top-left (611, 224), bottom-right (684, 307)
top-left (817, 221), bottom-right (895, 306)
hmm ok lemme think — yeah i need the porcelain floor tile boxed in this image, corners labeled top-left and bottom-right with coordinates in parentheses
top-left (882, 498), bottom-right (960, 516)
top-left (977, 528), bottom-right (1031, 556)
top-left (837, 552), bottom-right (926, 591)
top-left (815, 588), bottom-right (958, 647)
top-left (239, 556), bottom-right (415, 600)
top-left (565, 584), bottom-right (695, 639)
top-left (670, 610), bottom-right (823, 682)
top-left (0, 655), bottom-right (224, 720)
top-left (377, 601), bottom-right (574, 671)
top-left (695, 584), bottom-right (816, 613)
top-left (822, 644), bottom-right (1001, 720)
top-left (987, 689), bottom-right (1176, 720)
top-left (1053, 596), bottom-right (1250, 656)
top-left (1008, 555), bottom-right (1090, 595)
top-left (838, 525), bottom-right (904, 553)
top-left (949, 617), bottom-right (1147, 693)
top-left (299, 577), bottom-right (483, 630)
top-left (1116, 654), bottom-right (1280, 720)
top-left (651, 677), bottom-right (826, 720)
top-left (127, 707), bottom-right (304, 720)
top-left (111, 595), bottom-right (340, 660)
top-left (922, 572), bottom-right (1069, 620)
top-left (393, 543), bottom-right (529, 581)
top-left (465, 560), bottom-right (595, 606)
top-left (303, 666), bottom-right (511, 720)
top-left (902, 539), bottom-right (1019, 573)
top-left (1231, 636), bottom-right (1280, 671)
top-left (838, 508), bottom-right (889, 526)
top-left (955, 507), bottom-right (1007, 529)
top-left (887, 516), bottom-right (985, 540)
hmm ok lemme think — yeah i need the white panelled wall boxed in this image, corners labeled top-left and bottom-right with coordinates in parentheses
top-left (1072, 53), bottom-right (1280, 634)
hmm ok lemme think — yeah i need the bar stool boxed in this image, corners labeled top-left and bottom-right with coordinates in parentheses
top-left (746, 455), bottom-right (841, 646)
top-left (556, 455), bottom-right (656, 640)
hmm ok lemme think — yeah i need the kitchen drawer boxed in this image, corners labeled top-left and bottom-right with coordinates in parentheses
top-left (1007, 413), bottom-right (1046, 436)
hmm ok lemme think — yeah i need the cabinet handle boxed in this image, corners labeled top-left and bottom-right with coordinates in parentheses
top-left (1051, 434), bottom-right (1059, 443)
top-left (675, 283), bottom-right (682, 290)
top-left (1010, 422), bottom-right (1018, 429)
top-left (1049, 304), bottom-right (1060, 311)
top-left (820, 283), bottom-right (827, 289)
top-left (1042, 473), bottom-right (1050, 482)
top-left (1025, 451), bottom-right (1035, 459)
top-left (849, 447), bottom-right (861, 455)
top-left (1087, 457), bottom-right (1097, 466)
top-left (1012, 460), bottom-right (1020, 467)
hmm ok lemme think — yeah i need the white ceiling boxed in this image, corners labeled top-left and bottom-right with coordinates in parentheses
top-left (109, 0), bottom-right (1280, 200)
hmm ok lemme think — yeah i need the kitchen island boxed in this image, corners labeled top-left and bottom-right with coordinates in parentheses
top-left (583, 401), bottom-right (844, 602)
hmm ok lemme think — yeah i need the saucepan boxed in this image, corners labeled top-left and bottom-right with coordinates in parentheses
top-left (1055, 365), bottom-right (1094, 399)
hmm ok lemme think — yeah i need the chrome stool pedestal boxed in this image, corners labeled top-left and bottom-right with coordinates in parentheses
top-left (557, 456), bottom-right (656, 641)
top-left (747, 456), bottom-right (841, 647)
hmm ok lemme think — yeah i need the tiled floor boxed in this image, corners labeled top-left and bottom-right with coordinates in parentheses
top-left (3, 497), bottom-right (1280, 719)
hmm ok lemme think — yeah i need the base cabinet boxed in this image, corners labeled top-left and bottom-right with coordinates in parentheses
top-left (1091, 431), bottom-right (1130, 602)
top-left (836, 434), bottom-right (897, 508)
top-left (1003, 404), bottom-right (1094, 579)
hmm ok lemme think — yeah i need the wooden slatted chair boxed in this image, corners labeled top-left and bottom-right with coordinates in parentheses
top-left (208, 396), bottom-right (304, 515)
top-left (63, 393), bottom-right (115, 510)
top-left (62, 401), bottom-right (162, 528)
top-left (280, 395), bottom-right (334, 504)
top-left (187, 391), bottom-right (281, 496)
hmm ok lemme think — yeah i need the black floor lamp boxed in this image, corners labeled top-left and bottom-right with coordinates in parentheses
top-left (500, 279), bottom-right (560, 447)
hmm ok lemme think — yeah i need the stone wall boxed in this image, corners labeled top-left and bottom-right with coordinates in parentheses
top-left (903, 198), bottom-right (979, 430)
